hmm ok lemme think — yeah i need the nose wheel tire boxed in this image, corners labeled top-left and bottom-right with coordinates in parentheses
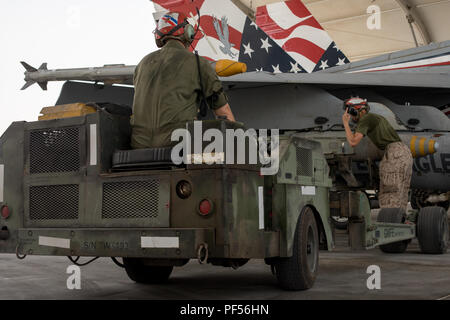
top-left (123, 258), bottom-right (173, 284)
top-left (274, 207), bottom-right (319, 291)
top-left (377, 208), bottom-right (409, 253)
top-left (417, 206), bottom-right (449, 254)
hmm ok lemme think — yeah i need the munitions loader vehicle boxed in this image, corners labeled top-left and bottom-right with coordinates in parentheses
top-left (0, 103), bottom-right (448, 290)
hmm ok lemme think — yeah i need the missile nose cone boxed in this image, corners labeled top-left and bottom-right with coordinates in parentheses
top-left (434, 141), bottom-right (439, 152)
top-left (409, 136), bottom-right (439, 158)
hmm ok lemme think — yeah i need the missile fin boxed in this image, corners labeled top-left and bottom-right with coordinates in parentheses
top-left (20, 61), bottom-right (37, 72)
top-left (38, 63), bottom-right (48, 71)
top-left (38, 81), bottom-right (48, 91)
top-left (21, 80), bottom-right (36, 90)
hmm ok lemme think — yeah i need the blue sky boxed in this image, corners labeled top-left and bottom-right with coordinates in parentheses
top-left (0, 0), bottom-right (157, 135)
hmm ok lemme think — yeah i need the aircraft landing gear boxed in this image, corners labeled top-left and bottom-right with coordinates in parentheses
top-left (411, 189), bottom-right (449, 211)
top-left (417, 206), bottom-right (449, 254)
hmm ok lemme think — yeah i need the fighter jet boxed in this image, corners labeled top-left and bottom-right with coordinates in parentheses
top-left (36, 71), bottom-right (448, 209)
top-left (321, 40), bottom-right (450, 119)
top-left (18, 0), bottom-right (450, 208)
top-left (22, 0), bottom-right (450, 116)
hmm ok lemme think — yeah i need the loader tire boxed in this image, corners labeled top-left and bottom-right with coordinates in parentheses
top-left (417, 206), bottom-right (449, 254)
top-left (377, 208), bottom-right (409, 254)
top-left (123, 258), bottom-right (173, 284)
top-left (275, 207), bottom-right (319, 290)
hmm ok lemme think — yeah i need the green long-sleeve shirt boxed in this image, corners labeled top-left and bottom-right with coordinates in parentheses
top-left (131, 40), bottom-right (228, 149)
top-left (355, 113), bottom-right (401, 150)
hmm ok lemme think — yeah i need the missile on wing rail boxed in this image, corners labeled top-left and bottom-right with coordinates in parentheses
top-left (306, 132), bottom-right (440, 163)
top-left (409, 135), bottom-right (440, 158)
top-left (21, 59), bottom-right (247, 90)
top-left (21, 62), bottom-right (135, 91)
top-left (350, 135), bottom-right (439, 162)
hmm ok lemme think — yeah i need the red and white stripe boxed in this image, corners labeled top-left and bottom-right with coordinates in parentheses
top-left (189, 0), bottom-right (246, 61)
top-left (442, 106), bottom-right (450, 118)
top-left (256, 0), bottom-right (332, 73)
top-left (349, 54), bottom-right (450, 73)
top-left (153, 0), bottom-right (334, 71)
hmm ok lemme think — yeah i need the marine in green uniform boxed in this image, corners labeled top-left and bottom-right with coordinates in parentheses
top-left (131, 11), bottom-right (235, 149)
top-left (342, 97), bottom-right (413, 211)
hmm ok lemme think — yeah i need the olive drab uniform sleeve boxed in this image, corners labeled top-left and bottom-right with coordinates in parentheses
top-left (355, 113), bottom-right (401, 150)
top-left (131, 41), bottom-right (228, 149)
top-left (197, 57), bottom-right (228, 110)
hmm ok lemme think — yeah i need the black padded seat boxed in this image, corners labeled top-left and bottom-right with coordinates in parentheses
top-left (112, 147), bottom-right (174, 169)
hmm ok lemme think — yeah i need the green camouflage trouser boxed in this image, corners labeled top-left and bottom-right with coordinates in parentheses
top-left (379, 142), bottom-right (413, 211)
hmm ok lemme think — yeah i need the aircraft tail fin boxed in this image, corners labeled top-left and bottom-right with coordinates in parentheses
top-left (255, 0), bottom-right (349, 73)
top-left (151, 0), bottom-right (349, 73)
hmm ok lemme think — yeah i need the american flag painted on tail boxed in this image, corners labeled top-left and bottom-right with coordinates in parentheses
top-left (239, 17), bottom-right (298, 73)
top-left (256, 0), bottom-right (349, 73)
top-left (152, 0), bottom-right (349, 73)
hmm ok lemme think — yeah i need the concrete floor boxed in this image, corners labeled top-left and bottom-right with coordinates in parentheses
top-left (1, 212), bottom-right (449, 300)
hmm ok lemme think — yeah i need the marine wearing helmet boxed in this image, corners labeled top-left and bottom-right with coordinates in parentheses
top-left (131, 12), bottom-right (235, 149)
top-left (342, 96), bottom-right (413, 211)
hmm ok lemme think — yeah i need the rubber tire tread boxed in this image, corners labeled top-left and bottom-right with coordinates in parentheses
top-left (417, 206), bottom-right (449, 254)
top-left (377, 208), bottom-right (409, 253)
top-left (123, 258), bottom-right (173, 284)
top-left (275, 207), bottom-right (319, 291)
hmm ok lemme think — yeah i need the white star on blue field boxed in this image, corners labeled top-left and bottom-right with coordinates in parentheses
top-left (313, 42), bottom-right (350, 72)
top-left (238, 17), bottom-right (300, 73)
top-left (237, 18), bottom-right (349, 73)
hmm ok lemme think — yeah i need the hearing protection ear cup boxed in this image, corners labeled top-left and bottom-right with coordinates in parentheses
top-left (184, 24), bottom-right (196, 42)
top-left (347, 107), bottom-right (358, 116)
top-left (155, 37), bottom-right (164, 48)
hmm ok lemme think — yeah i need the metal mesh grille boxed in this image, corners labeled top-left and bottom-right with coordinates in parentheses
top-left (102, 180), bottom-right (159, 219)
top-left (29, 185), bottom-right (79, 220)
top-left (296, 147), bottom-right (313, 177)
top-left (29, 127), bottom-right (80, 174)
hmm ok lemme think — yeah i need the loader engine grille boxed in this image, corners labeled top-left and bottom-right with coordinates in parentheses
top-left (102, 180), bottom-right (159, 219)
top-left (296, 147), bottom-right (313, 177)
top-left (29, 127), bottom-right (81, 174)
top-left (29, 184), bottom-right (79, 220)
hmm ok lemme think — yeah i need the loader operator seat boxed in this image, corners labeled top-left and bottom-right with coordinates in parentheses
top-left (112, 147), bottom-right (175, 170)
